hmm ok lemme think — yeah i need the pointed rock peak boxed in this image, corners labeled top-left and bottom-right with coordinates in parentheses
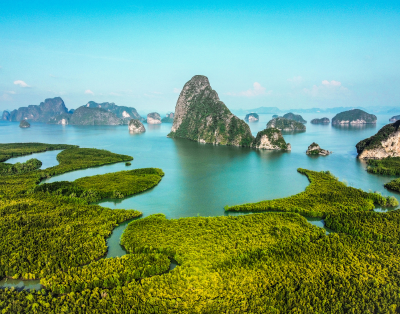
top-left (188, 75), bottom-right (211, 87)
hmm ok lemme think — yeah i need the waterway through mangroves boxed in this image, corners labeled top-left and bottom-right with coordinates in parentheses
top-left (1, 113), bottom-right (399, 290)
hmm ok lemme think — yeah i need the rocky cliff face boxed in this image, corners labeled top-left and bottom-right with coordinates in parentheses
top-left (2, 111), bottom-right (10, 121)
top-left (332, 109), bottom-right (376, 125)
top-left (252, 128), bottom-right (291, 150)
top-left (5, 97), bottom-right (68, 123)
top-left (283, 113), bottom-right (307, 123)
top-left (19, 120), bottom-right (30, 128)
top-left (128, 119), bottom-right (146, 133)
top-left (85, 101), bottom-right (142, 123)
top-left (245, 113), bottom-right (259, 122)
top-left (147, 112), bottom-right (161, 124)
top-left (356, 120), bottom-right (400, 159)
top-left (306, 142), bottom-right (331, 156)
top-left (168, 75), bottom-right (254, 147)
top-left (267, 117), bottom-right (306, 132)
top-left (69, 107), bottom-right (123, 125)
top-left (311, 117), bottom-right (330, 124)
top-left (389, 115), bottom-right (400, 122)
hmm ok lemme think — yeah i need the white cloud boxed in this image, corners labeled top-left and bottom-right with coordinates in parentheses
top-left (84, 89), bottom-right (94, 95)
top-left (226, 82), bottom-right (272, 97)
top-left (14, 80), bottom-right (30, 88)
top-left (109, 92), bottom-right (121, 96)
top-left (173, 88), bottom-right (181, 94)
top-left (303, 80), bottom-right (349, 98)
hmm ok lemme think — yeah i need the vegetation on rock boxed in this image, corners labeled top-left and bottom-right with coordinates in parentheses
top-left (266, 117), bottom-right (306, 132)
top-left (332, 109), bottom-right (377, 125)
top-left (311, 117), bottom-right (330, 124)
top-left (366, 157), bottom-right (400, 175)
top-left (244, 113), bottom-right (259, 122)
top-left (282, 112), bottom-right (306, 123)
top-left (356, 120), bottom-right (400, 158)
top-left (19, 120), bottom-right (30, 128)
top-left (168, 75), bottom-right (254, 147)
top-left (252, 128), bottom-right (290, 150)
top-left (69, 107), bottom-right (123, 125)
top-left (306, 142), bottom-right (331, 156)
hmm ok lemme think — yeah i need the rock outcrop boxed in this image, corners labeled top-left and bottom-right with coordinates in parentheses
top-left (389, 115), bottom-right (400, 122)
top-left (252, 128), bottom-right (291, 151)
top-left (4, 97), bottom-right (68, 123)
top-left (272, 114), bottom-right (279, 118)
top-left (283, 112), bottom-right (307, 124)
top-left (2, 111), bottom-right (10, 121)
top-left (19, 120), bottom-right (30, 128)
top-left (168, 75), bottom-right (254, 147)
top-left (69, 107), bottom-right (123, 125)
top-left (48, 113), bottom-right (71, 125)
top-left (245, 113), bottom-right (259, 122)
top-left (85, 101), bottom-right (142, 124)
top-left (161, 112), bottom-right (174, 123)
top-left (356, 120), bottom-right (400, 159)
top-left (306, 142), bottom-right (331, 156)
top-left (332, 109), bottom-right (376, 125)
top-left (147, 112), bottom-right (161, 124)
top-left (128, 119), bottom-right (146, 133)
top-left (311, 117), bottom-right (330, 124)
top-left (267, 117), bottom-right (306, 132)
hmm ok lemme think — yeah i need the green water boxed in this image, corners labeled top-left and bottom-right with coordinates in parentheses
top-left (1, 113), bottom-right (399, 289)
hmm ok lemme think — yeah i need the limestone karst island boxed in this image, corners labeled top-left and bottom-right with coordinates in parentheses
top-left (1, 1), bottom-right (400, 313)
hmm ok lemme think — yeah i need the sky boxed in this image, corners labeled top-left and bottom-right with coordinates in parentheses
top-left (1, 0), bottom-right (399, 114)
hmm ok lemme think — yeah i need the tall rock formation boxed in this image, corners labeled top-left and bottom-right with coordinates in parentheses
top-left (128, 119), bottom-right (146, 133)
top-left (356, 120), bottom-right (400, 159)
top-left (6, 97), bottom-right (68, 122)
top-left (69, 107), bottom-right (122, 125)
top-left (147, 112), bottom-right (161, 124)
top-left (168, 75), bottom-right (254, 147)
top-left (2, 111), bottom-right (10, 121)
top-left (85, 101), bottom-right (142, 123)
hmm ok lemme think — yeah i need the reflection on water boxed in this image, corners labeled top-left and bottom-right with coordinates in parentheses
top-left (6, 150), bottom-right (62, 169)
top-left (332, 123), bottom-right (377, 131)
top-left (0, 278), bottom-right (42, 291)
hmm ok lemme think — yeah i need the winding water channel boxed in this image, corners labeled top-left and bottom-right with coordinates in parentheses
top-left (1, 113), bottom-right (398, 290)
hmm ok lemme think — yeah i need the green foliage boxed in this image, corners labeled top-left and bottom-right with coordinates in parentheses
top-left (225, 169), bottom-right (391, 217)
top-left (367, 157), bottom-right (400, 175)
top-left (0, 158), bottom-right (42, 176)
top-left (266, 117), bottom-right (306, 131)
top-left (41, 253), bottom-right (170, 294)
top-left (252, 128), bottom-right (289, 150)
top-left (125, 162), bottom-right (131, 166)
top-left (326, 210), bottom-right (400, 243)
top-left (74, 168), bottom-right (164, 200)
top-left (0, 143), bottom-right (77, 162)
top-left (0, 194), bottom-right (140, 280)
top-left (333, 109), bottom-right (377, 125)
top-left (282, 112), bottom-right (307, 123)
top-left (167, 82), bottom-right (253, 147)
top-left (356, 120), bottom-right (400, 153)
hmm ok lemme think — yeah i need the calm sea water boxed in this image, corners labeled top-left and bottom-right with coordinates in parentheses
top-left (1, 113), bottom-right (398, 218)
top-left (1, 113), bottom-right (398, 290)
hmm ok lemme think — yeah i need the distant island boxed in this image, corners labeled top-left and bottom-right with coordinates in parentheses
top-left (168, 75), bottom-right (254, 147)
top-left (19, 120), bottom-right (30, 128)
top-left (356, 120), bottom-right (400, 159)
top-left (244, 113), bottom-right (259, 122)
top-left (161, 112), bottom-right (174, 123)
top-left (390, 115), bottom-right (400, 122)
top-left (282, 112), bottom-right (307, 124)
top-left (2, 98), bottom-right (144, 126)
top-left (306, 142), bottom-right (331, 156)
top-left (147, 112), bottom-right (162, 124)
top-left (267, 117), bottom-right (306, 132)
top-left (332, 109), bottom-right (377, 125)
top-left (128, 119), bottom-right (146, 133)
top-left (311, 117), bottom-right (330, 124)
top-left (252, 128), bottom-right (291, 150)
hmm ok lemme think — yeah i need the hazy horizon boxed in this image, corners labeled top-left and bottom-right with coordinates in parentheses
top-left (1, 1), bottom-right (399, 113)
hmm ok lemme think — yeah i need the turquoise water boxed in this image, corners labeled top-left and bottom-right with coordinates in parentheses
top-left (0, 113), bottom-right (398, 289)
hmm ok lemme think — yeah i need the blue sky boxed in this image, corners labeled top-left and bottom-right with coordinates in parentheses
top-left (1, 1), bottom-right (399, 113)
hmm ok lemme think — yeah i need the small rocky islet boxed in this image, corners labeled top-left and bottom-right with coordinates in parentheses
top-left (19, 120), bottom-right (30, 128)
top-left (332, 109), bottom-right (377, 125)
top-left (311, 117), bottom-right (330, 124)
top-left (128, 119), bottom-right (146, 133)
top-left (306, 142), bottom-right (331, 156)
top-left (147, 112), bottom-right (162, 124)
top-left (266, 117), bottom-right (306, 132)
top-left (244, 113), bottom-right (259, 122)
